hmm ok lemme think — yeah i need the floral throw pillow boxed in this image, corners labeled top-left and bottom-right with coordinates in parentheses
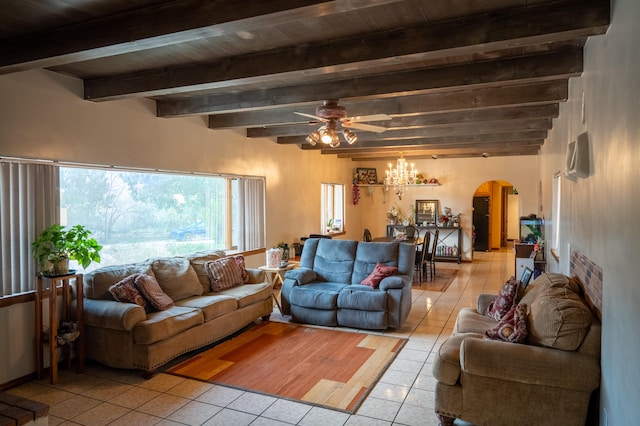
top-left (484, 303), bottom-right (528, 343)
top-left (134, 273), bottom-right (174, 311)
top-left (109, 273), bottom-right (148, 310)
top-left (361, 262), bottom-right (398, 289)
top-left (486, 277), bottom-right (520, 321)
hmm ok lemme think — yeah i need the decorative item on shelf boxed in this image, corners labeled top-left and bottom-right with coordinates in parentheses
top-left (266, 247), bottom-right (283, 268)
top-left (386, 204), bottom-right (404, 225)
top-left (384, 152), bottom-right (417, 200)
top-left (352, 176), bottom-right (361, 205)
top-left (416, 199), bottom-right (438, 225)
top-left (439, 207), bottom-right (461, 228)
top-left (32, 224), bottom-right (102, 276)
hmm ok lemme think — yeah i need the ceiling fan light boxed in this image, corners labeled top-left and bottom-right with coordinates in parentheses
top-left (329, 134), bottom-right (341, 147)
top-left (342, 129), bottom-right (357, 144)
top-left (320, 128), bottom-right (335, 144)
top-left (306, 131), bottom-right (320, 146)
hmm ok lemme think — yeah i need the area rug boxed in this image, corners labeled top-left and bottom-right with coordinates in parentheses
top-left (413, 268), bottom-right (458, 292)
top-left (166, 321), bottom-right (406, 413)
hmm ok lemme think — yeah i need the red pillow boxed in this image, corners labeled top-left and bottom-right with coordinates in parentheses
top-left (484, 303), bottom-right (528, 343)
top-left (361, 263), bottom-right (398, 289)
top-left (486, 277), bottom-right (520, 321)
top-left (109, 273), bottom-right (148, 310)
top-left (134, 273), bottom-right (174, 311)
top-left (233, 255), bottom-right (249, 283)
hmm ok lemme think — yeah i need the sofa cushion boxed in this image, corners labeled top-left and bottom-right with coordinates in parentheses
top-left (205, 257), bottom-right (243, 291)
top-left (312, 239), bottom-right (358, 283)
top-left (151, 257), bottom-right (202, 301)
top-left (133, 306), bottom-right (203, 345)
top-left (527, 286), bottom-right (593, 351)
top-left (519, 272), bottom-right (581, 307)
top-left (290, 282), bottom-right (347, 309)
top-left (486, 277), bottom-right (520, 321)
top-left (338, 286), bottom-right (387, 311)
top-left (353, 242), bottom-right (400, 284)
top-left (108, 273), bottom-right (149, 311)
top-left (361, 262), bottom-right (398, 288)
top-left (85, 263), bottom-right (154, 300)
top-left (484, 303), bottom-right (528, 343)
top-left (215, 282), bottom-right (272, 309)
top-left (176, 295), bottom-right (237, 322)
top-left (188, 250), bottom-right (228, 292)
top-left (135, 274), bottom-right (174, 311)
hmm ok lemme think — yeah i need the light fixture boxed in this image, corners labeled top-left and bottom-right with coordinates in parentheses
top-left (384, 152), bottom-right (417, 200)
top-left (306, 118), bottom-right (357, 148)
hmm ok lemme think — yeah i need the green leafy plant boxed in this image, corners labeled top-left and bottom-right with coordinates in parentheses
top-left (32, 224), bottom-right (102, 275)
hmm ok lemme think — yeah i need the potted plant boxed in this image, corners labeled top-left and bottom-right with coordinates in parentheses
top-left (32, 224), bottom-right (103, 276)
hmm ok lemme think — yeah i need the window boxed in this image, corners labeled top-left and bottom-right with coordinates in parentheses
top-left (551, 172), bottom-right (562, 260)
top-left (0, 161), bottom-right (265, 297)
top-left (321, 183), bottom-right (344, 234)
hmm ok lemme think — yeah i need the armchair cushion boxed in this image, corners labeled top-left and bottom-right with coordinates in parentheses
top-left (484, 303), bottom-right (528, 343)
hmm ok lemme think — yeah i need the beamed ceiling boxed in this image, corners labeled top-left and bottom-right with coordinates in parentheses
top-left (0, 0), bottom-right (609, 160)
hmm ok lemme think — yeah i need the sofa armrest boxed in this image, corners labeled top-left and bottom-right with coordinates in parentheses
top-left (477, 293), bottom-right (497, 314)
top-left (284, 267), bottom-right (317, 285)
top-left (246, 267), bottom-right (265, 284)
top-left (83, 298), bottom-right (146, 331)
top-left (379, 275), bottom-right (410, 290)
top-left (460, 338), bottom-right (600, 391)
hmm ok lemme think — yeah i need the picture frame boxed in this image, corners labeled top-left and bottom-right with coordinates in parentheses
top-left (356, 168), bottom-right (378, 184)
top-left (520, 266), bottom-right (534, 288)
top-left (415, 200), bottom-right (438, 225)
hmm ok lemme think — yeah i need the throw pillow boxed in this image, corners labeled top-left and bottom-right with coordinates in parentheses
top-left (205, 257), bottom-right (244, 291)
top-left (108, 273), bottom-right (148, 310)
top-left (233, 255), bottom-right (249, 283)
top-left (361, 262), bottom-right (398, 289)
top-left (134, 273), bottom-right (174, 311)
top-left (484, 303), bottom-right (528, 343)
top-left (486, 277), bottom-right (520, 321)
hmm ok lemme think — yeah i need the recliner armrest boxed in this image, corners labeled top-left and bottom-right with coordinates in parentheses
top-left (379, 275), bottom-right (409, 290)
top-left (284, 267), bottom-right (317, 285)
top-left (461, 338), bottom-right (600, 391)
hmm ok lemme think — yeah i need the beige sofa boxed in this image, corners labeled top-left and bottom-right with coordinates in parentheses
top-left (433, 273), bottom-right (601, 426)
top-left (82, 250), bottom-right (272, 375)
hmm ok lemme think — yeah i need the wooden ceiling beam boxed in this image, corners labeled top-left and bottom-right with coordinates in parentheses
top-left (83, 0), bottom-right (608, 100)
top-left (0, 0), bottom-right (403, 74)
top-left (332, 145), bottom-right (542, 159)
top-left (210, 84), bottom-right (565, 128)
top-left (161, 49), bottom-right (581, 117)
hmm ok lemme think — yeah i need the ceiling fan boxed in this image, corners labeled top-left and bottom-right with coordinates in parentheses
top-left (295, 100), bottom-right (391, 147)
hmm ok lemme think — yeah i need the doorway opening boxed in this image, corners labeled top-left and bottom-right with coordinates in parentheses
top-left (472, 181), bottom-right (519, 252)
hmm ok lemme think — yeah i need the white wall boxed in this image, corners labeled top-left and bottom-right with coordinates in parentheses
top-left (0, 69), bottom-right (539, 385)
top-left (539, 0), bottom-right (640, 422)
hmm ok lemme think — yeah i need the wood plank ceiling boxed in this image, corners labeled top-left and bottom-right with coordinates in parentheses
top-left (0, 0), bottom-right (609, 160)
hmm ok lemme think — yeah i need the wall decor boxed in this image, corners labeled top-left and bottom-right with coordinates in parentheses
top-left (356, 168), bottom-right (378, 184)
top-left (416, 200), bottom-right (438, 225)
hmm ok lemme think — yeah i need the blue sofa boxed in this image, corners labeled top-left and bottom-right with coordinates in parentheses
top-left (281, 238), bottom-right (414, 329)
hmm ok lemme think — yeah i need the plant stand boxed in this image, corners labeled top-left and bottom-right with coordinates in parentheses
top-left (35, 273), bottom-right (85, 384)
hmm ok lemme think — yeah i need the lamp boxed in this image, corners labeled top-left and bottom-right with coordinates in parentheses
top-left (384, 153), bottom-right (417, 200)
top-left (306, 119), bottom-right (357, 147)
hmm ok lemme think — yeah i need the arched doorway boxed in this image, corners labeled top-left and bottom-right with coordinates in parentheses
top-left (472, 180), bottom-right (519, 252)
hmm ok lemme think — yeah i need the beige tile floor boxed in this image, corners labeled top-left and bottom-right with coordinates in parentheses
top-left (7, 249), bottom-right (514, 425)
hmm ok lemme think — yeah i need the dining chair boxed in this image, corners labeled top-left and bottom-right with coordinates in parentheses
top-left (363, 228), bottom-right (372, 242)
top-left (404, 225), bottom-right (418, 238)
top-left (414, 232), bottom-right (430, 282)
top-left (426, 229), bottom-right (439, 280)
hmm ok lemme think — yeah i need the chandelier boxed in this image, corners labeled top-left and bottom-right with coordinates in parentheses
top-left (384, 153), bottom-right (417, 200)
top-left (305, 119), bottom-right (357, 148)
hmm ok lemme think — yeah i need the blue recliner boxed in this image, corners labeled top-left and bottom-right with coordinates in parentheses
top-left (281, 238), bottom-right (414, 329)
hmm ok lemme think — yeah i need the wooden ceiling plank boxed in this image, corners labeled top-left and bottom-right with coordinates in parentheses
top-left (162, 49), bottom-right (580, 117)
top-left (209, 83), bottom-right (564, 128)
top-left (321, 140), bottom-right (544, 155)
top-left (83, 0), bottom-right (608, 100)
top-left (0, 0), bottom-right (403, 74)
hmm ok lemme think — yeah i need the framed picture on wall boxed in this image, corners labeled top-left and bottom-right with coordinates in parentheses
top-left (356, 168), bottom-right (378, 184)
top-left (416, 200), bottom-right (438, 225)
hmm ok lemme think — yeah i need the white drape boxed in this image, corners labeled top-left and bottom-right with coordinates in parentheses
top-left (0, 162), bottom-right (58, 296)
top-left (240, 178), bottom-right (265, 251)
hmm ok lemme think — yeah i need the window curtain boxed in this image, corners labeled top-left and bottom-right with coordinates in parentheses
top-left (240, 178), bottom-right (265, 251)
top-left (0, 162), bottom-right (59, 297)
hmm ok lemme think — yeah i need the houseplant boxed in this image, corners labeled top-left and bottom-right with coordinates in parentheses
top-left (32, 224), bottom-right (103, 276)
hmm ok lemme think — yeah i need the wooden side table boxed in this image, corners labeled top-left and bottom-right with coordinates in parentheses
top-left (259, 263), bottom-right (298, 314)
top-left (35, 273), bottom-right (85, 384)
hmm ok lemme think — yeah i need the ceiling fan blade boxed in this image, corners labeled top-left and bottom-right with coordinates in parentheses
top-left (343, 114), bottom-right (392, 123)
top-left (343, 122), bottom-right (388, 133)
top-left (294, 112), bottom-right (327, 122)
